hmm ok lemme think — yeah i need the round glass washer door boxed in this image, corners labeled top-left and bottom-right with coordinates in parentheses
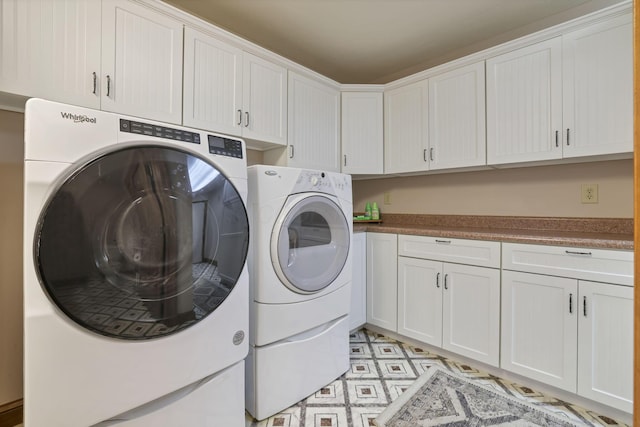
top-left (35, 146), bottom-right (249, 340)
top-left (271, 194), bottom-right (350, 294)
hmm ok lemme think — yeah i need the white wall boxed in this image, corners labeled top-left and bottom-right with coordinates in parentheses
top-left (0, 110), bottom-right (24, 406)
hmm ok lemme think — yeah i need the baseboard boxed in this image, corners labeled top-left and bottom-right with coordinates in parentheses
top-left (0, 399), bottom-right (23, 427)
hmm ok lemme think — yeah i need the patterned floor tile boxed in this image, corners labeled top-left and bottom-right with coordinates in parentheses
top-left (305, 379), bottom-right (345, 405)
top-left (370, 342), bottom-right (404, 359)
top-left (376, 359), bottom-right (416, 379)
top-left (345, 380), bottom-right (388, 405)
top-left (348, 343), bottom-right (372, 358)
top-left (345, 359), bottom-right (379, 379)
top-left (349, 406), bottom-right (384, 427)
top-left (244, 328), bottom-right (630, 427)
top-left (303, 407), bottom-right (348, 427)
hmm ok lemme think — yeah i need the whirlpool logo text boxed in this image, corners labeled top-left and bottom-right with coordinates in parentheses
top-left (60, 112), bottom-right (97, 124)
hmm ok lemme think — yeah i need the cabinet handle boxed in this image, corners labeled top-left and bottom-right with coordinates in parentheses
top-left (245, 111), bottom-right (250, 127)
top-left (565, 250), bottom-right (592, 256)
top-left (583, 296), bottom-right (587, 317)
top-left (344, 155), bottom-right (347, 167)
top-left (436, 272), bottom-right (440, 288)
top-left (430, 147), bottom-right (434, 161)
top-left (444, 274), bottom-right (449, 290)
top-left (569, 293), bottom-right (573, 314)
top-left (566, 128), bottom-right (570, 146)
top-left (92, 72), bottom-right (97, 95)
top-left (423, 149), bottom-right (427, 162)
top-left (555, 130), bottom-right (559, 148)
top-left (237, 109), bottom-right (242, 126)
top-left (106, 75), bottom-right (111, 97)
top-left (289, 145), bottom-right (294, 158)
top-left (435, 239), bottom-right (451, 244)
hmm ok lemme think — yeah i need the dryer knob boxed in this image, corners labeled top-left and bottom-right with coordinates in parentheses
top-left (311, 176), bottom-right (319, 186)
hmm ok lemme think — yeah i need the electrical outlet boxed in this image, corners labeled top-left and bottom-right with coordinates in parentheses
top-left (383, 192), bottom-right (391, 205)
top-left (581, 184), bottom-right (598, 204)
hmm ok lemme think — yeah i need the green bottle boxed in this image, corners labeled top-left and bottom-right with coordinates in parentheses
top-left (371, 202), bottom-right (380, 220)
top-left (364, 202), bottom-right (372, 219)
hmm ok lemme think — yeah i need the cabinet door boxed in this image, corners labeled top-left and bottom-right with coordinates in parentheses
top-left (183, 27), bottom-right (243, 135)
top-left (443, 263), bottom-right (500, 367)
top-left (101, 0), bottom-right (183, 124)
top-left (501, 270), bottom-right (577, 391)
top-left (350, 233), bottom-right (367, 331)
top-left (397, 257), bottom-right (442, 346)
top-left (341, 91), bottom-right (384, 175)
top-left (287, 72), bottom-right (340, 171)
top-left (242, 52), bottom-right (287, 145)
top-left (428, 62), bottom-right (486, 170)
top-left (366, 233), bottom-right (397, 331)
top-left (0, 0), bottom-right (101, 108)
top-left (486, 38), bottom-right (562, 165)
top-left (384, 80), bottom-right (429, 174)
top-left (562, 13), bottom-right (632, 158)
top-left (577, 281), bottom-right (633, 413)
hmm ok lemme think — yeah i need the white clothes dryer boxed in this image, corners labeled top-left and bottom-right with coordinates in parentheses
top-left (23, 99), bottom-right (250, 427)
top-left (245, 165), bottom-right (352, 420)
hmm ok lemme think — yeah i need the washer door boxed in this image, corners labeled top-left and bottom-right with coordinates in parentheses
top-left (271, 194), bottom-right (350, 294)
top-left (35, 146), bottom-right (249, 340)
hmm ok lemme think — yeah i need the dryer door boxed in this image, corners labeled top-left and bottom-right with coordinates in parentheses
top-left (271, 194), bottom-right (350, 294)
top-left (34, 146), bottom-right (249, 340)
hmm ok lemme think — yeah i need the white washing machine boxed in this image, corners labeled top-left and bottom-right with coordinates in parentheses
top-left (245, 165), bottom-right (352, 420)
top-left (23, 99), bottom-right (250, 427)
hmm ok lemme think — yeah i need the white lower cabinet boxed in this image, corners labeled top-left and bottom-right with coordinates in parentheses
top-left (350, 232), bottom-right (367, 331)
top-left (366, 233), bottom-right (398, 331)
top-left (577, 280), bottom-right (633, 413)
top-left (501, 243), bottom-right (634, 413)
top-left (397, 235), bottom-right (501, 367)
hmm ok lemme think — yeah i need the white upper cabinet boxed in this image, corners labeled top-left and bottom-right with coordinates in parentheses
top-left (341, 91), bottom-right (384, 175)
top-left (384, 80), bottom-right (429, 174)
top-left (487, 12), bottom-right (632, 166)
top-left (183, 27), bottom-right (243, 135)
top-left (242, 52), bottom-right (287, 146)
top-left (101, 0), bottom-right (183, 124)
top-left (284, 71), bottom-right (340, 171)
top-left (183, 32), bottom-right (286, 146)
top-left (0, 0), bottom-right (101, 108)
top-left (428, 62), bottom-right (486, 170)
top-left (562, 13), bottom-right (632, 158)
top-left (486, 38), bottom-right (563, 165)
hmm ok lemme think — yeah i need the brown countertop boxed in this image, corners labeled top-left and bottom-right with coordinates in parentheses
top-left (352, 214), bottom-right (633, 250)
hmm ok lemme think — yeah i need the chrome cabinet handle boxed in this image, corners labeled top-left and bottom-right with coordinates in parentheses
top-left (289, 145), bottom-right (294, 158)
top-left (435, 239), bottom-right (451, 244)
top-left (566, 128), bottom-right (570, 146)
top-left (430, 147), bottom-right (434, 161)
top-left (106, 75), bottom-right (111, 97)
top-left (237, 109), bottom-right (242, 126)
top-left (423, 149), bottom-right (427, 162)
top-left (569, 293), bottom-right (573, 314)
top-left (436, 273), bottom-right (440, 288)
top-left (444, 274), bottom-right (449, 290)
top-left (344, 155), bottom-right (347, 167)
top-left (555, 130), bottom-right (559, 148)
top-left (245, 111), bottom-right (250, 127)
top-left (92, 72), bottom-right (97, 95)
top-left (583, 296), bottom-right (587, 317)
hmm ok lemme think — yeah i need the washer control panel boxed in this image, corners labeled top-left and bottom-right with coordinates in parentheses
top-left (207, 135), bottom-right (243, 159)
top-left (119, 119), bottom-right (244, 158)
top-left (120, 119), bottom-right (201, 144)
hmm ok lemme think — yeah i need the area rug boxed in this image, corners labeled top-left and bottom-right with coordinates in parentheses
top-left (375, 366), bottom-right (583, 426)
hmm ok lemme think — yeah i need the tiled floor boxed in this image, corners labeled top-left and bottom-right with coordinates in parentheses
top-left (246, 328), bottom-right (630, 427)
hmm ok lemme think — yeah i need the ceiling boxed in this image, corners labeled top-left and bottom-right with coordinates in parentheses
top-left (163, 0), bottom-right (626, 84)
